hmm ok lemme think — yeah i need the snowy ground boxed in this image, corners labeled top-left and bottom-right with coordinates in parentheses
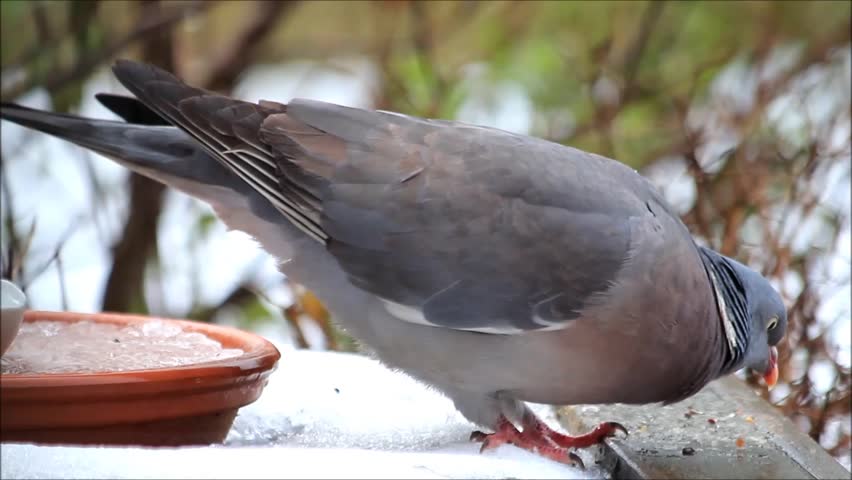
top-left (0, 349), bottom-right (608, 479)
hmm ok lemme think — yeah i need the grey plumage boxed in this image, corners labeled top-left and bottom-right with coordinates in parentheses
top-left (0, 60), bottom-right (787, 459)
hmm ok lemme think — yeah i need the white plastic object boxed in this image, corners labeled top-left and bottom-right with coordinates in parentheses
top-left (1, 279), bottom-right (26, 356)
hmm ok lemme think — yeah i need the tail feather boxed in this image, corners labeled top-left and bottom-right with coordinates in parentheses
top-left (0, 102), bottom-right (238, 196)
top-left (109, 59), bottom-right (329, 244)
top-left (95, 93), bottom-right (170, 126)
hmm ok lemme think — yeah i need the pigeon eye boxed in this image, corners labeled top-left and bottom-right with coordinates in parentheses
top-left (767, 317), bottom-right (778, 331)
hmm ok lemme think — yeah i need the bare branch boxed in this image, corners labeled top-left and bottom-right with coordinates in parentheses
top-left (203, 1), bottom-right (297, 94)
top-left (1, 1), bottom-right (211, 101)
top-left (622, 0), bottom-right (666, 102)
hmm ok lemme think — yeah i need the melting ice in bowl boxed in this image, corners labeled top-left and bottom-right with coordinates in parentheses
top-left (1, 319), bottom-right (244, 374)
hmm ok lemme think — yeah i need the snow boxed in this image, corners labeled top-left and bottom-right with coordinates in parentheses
top-left (0, 350), bottom-right (607, 479)
top-left (0, 444), bottom-right (598, 480)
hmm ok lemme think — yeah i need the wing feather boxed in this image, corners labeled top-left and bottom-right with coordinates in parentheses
top-left (112, 61), bottom-right (326, 243)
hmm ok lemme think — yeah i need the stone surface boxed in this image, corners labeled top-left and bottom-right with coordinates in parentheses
top-left (556, 376), bottom-right (850, 480)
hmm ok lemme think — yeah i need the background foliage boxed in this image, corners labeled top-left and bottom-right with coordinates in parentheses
top-left (1, 0), bottom-right (849, 468)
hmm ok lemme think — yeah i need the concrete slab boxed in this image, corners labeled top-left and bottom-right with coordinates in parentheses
top-left (557, 376), bottom-right (850, 480)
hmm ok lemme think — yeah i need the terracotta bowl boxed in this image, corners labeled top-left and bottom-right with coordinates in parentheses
top-left (0, 310), bottom-right (280, 447)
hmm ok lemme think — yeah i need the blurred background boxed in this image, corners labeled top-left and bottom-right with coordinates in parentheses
top-left (0, 0), bottom-right (849, 468)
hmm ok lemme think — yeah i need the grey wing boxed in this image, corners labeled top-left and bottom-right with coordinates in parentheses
top-left (112, 60), bottom-right (656, 334)
top-left (273, 100), bottom-right (660, 333)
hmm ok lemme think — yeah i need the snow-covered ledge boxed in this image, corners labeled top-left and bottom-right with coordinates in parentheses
top-left (1, 350), bottom-right (605, 480)
top-left (1, 350), bottom-right (847, 479)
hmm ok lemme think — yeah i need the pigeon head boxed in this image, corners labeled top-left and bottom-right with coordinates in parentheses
top-left (699, 247), bottom-right (787, 387)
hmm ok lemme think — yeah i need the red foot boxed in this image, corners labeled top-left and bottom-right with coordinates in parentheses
top-left (529, 418), bottom-right (628, 449)
top-left (470, 417), bottom-right (585, 467)
top-left (470, 414), bottom-right (628, 467)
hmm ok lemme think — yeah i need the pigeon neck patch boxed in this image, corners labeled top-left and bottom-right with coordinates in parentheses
top-left (698, 247), bottom-right (750, 370)
top-left (707, 267), bottom-right (738, 352)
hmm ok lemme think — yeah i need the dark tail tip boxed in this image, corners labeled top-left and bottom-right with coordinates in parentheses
top-left (95, 93), bottom-right (170, 126)
top-left (1, 101), bottom-right (39, 116)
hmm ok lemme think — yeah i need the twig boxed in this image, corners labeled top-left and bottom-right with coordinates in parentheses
top-left (203, 1), bottom-right (297, 93)
top-left (22, 219), bottom-right (80, 291)
top-left (55, 251), bottom-right (68, 311)
top-left (283, 304), bottom-right (311, 349)
top-left (4, 2), bottom-right (61, 73)
top-left (622, 0), bottom-right (666, 102)
top-left (299, 289), bottom-right (338, 351)
top-left (1, 153), bottom-right (37, 283)
top-left (1, 1), bottom-right (211, 101)
top-left (191, 285), bottom-right (260, 324)
top-left (0, 153), bottom-right (18, 280)
top-left (409, 0), bottom-right (447, 117)
top-left (78, 153), bottom-right (113, 248)
top-left (32, 2), bottom-right (52, 47)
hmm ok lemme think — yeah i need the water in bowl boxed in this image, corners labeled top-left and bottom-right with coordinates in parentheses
top-left (1, 320), bottom-right (245, 374)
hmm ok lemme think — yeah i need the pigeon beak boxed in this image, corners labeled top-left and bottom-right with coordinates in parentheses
top-left (763, 346), bottom-right (778, 388)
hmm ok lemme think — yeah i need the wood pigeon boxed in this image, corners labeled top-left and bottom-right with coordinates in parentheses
top-left (0, 60), bottom-right (787, 466)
